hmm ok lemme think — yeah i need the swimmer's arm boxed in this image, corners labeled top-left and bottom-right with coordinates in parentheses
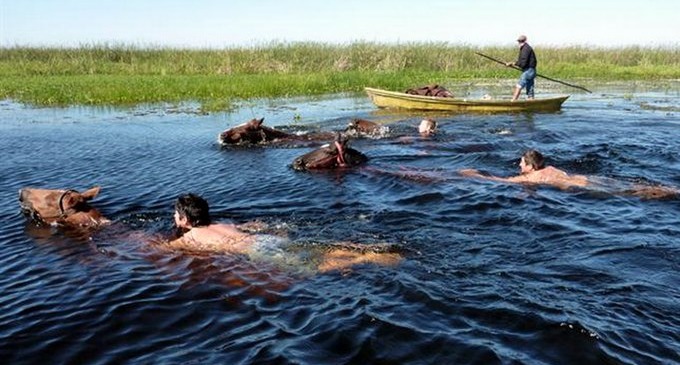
top-left (164, 236), bottom-right (189, 250)
top-left (459, 169), bottom-right (517, 183)
top-left (163, 231), bottom-right (206, 251)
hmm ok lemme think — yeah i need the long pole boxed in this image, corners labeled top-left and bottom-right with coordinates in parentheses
top-left (475, 52), bottom-right (592, 93)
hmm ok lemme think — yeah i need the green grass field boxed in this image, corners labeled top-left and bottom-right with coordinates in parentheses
top-left (1, 42), bottom-right (678, 110)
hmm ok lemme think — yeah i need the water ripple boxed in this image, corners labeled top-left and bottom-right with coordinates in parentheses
top-left (2, 89), bottom-right (680, 363)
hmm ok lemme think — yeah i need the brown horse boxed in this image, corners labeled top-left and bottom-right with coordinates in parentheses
top-left (292, 134), bottom-right (368, 171)
top-left (344, 118), bottom-right (383, 136)
top-left (219, 117), bottom-right (395, 146)
top-left (19, 186), bottom-right (109, 228)
top-left (218, 118), bottom-right (294, 145)
top-left (218, 118), bottom-right (336, 146)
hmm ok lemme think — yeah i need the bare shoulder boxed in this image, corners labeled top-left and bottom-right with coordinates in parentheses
top-left (207, 222), bottom-right (245, 235)
top-left (164, 223), bottom-right (256, 254)
top-left (541, 166), bottom-right (570, 178)
top-left (530, 166), bottom-right (588, 188)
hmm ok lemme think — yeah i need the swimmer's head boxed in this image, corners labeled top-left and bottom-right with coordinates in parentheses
top-left (418, 119), bottom-right (437, 136)
top-left (520, 149), bottom-right (545, 173)
top-left (175, 193), bottom-right (212, 228)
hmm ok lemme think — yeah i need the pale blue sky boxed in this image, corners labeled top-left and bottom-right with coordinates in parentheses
top-left (1, 0), bottom-right (678, 48)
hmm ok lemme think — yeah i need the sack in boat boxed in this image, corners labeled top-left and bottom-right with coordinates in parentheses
top-left (405, 84), bottom-right (453, 98)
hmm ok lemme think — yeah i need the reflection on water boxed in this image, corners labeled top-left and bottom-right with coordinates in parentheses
top-left (1, 82), bottom-right (679, 364)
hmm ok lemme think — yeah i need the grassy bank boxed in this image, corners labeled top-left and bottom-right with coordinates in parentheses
top-left (1, 42), bottom-right (678, 110)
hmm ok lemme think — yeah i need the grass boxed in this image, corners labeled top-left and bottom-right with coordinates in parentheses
top-left (1, 42), bottom-right (678, 110)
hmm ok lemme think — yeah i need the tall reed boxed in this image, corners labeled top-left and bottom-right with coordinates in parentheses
top-left (1, 42), bottom-right (678, 109)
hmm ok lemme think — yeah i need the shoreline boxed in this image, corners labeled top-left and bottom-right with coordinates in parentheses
top-left (2, 77), bottom-right (678, 113)
top-left (2, 80), bottom-right (677, 118)
top-left (1, 43), bottom-right (678, 111)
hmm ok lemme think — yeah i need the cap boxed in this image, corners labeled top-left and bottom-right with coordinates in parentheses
top-left (517, 35), bottom-right (527, 43)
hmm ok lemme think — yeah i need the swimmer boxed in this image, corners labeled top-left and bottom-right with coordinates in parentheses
top-left (165, 194), bottom-right (402, 272)
top-left (459, 149), bottom-right (679, 199)
top-left (397, 118), bottom-right (438, 144)
top-left (167, 193), bottom-right (256, 253)
top-left (418, 118), bottom-right (437, 137)
top-left (459, 149), bottom-right (588, 190)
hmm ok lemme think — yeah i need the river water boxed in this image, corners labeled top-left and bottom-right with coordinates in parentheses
top-left (1, 83), bottom-right (679, 364)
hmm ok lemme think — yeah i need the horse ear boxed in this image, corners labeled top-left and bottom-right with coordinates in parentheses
top-left (80, 186), bottom-right (101, 200)
top-left (256, 118), bottom-right (264, 126)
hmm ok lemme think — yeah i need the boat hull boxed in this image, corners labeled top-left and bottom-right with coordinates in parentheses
top-left (365, 87), bottom-right (569, 112)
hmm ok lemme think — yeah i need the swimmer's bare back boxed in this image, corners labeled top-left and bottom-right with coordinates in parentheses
top-left (167, 223), bottom-right (255, 253)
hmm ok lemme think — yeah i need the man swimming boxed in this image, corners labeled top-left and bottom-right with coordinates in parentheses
top-left (165, 193), bottom-right (402, 271)
top-left (459, 149), bottom-right (589, 190)
top-left (418, 118), bottom-right (437, 137)
top-left (459, 149), bottom-right (678, 199)
top-left (167, 193), bottom-right (256, 253)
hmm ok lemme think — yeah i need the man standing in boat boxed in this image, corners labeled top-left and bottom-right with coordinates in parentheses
top-left (506, 35), bottom-right (537, 101)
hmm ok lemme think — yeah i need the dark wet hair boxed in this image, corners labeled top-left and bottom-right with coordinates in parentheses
top-left (522, 149), bottom-right (545, 170)
top-left (175, 193), bottom-right (211, 227)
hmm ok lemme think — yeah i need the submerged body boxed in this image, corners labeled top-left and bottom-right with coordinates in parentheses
top-left (219, 117), bottom-right (389, 147)
top-left (460, 150), bottom-right (587, 190)
top-left (168, 194), bottom-right (401, 273)
top-left (218, 117), bottom-right (334, 146)
top-left (460, 150), bottom-right (678, 199)
top-left (344, 118), bottom-right (389, 138)
top-left (493, 165), bottom-right (588, 190)
top-left (167, 221), bottom-right (256, 254)
top-left (292, 135), bottom-right (368, 171)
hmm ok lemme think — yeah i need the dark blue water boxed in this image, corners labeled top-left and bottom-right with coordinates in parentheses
top-left (1, 84), bottom-right (679, 364)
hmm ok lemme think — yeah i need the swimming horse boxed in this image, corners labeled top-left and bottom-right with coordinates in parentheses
top-left (218, 117), bottom-right (386, 146)
top-left (19, 186), bottom-right (109, 228)
top-left (218, 118), bottom-right (334, 146)
top-left (292, 134), bottom-right (368, 171)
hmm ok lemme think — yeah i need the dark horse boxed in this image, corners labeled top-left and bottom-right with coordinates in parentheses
top-left (219, 118), bottom-right (296, 145)
top-left (292, 134), bottom-right (368, 171)
top-left (218, 118), bottom-right (337, 146)
top-left (343, 118), bottom-right (387, 138)
top-left (218, 118), bottom-right (387, 146)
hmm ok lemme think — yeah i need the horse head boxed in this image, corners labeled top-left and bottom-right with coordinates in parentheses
top-left (292, 134), bottom-right (368, 171)
top-left (19, 186), bottom-right (108, 228)
top-left (218, 118), bottom-right (293, 145)
top-left (344, 119), bottom-right (384, 137)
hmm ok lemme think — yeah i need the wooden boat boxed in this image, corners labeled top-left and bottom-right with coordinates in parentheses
top-left (365, 87), bottom-right (569, 112)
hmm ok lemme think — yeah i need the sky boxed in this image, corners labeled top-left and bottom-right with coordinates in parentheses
top-left (1, 0), bottom-right (678, 48)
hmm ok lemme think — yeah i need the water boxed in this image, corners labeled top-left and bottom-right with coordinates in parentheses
top-left (1, 84), bottom-right (680, 364)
